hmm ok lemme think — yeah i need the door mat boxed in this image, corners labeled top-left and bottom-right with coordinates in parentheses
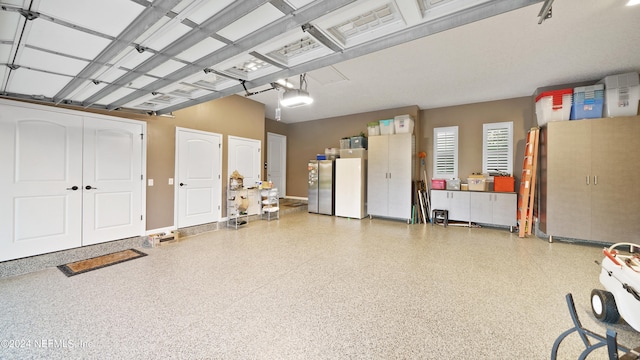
top-left (57, 249), bottom-right (147, 277)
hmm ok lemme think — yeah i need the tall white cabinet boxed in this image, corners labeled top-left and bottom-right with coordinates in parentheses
top-left (367, 134), bottom-right (414, 223)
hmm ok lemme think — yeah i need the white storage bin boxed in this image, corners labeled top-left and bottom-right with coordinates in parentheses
top-left (600, 72), bottom-right (640, 117)
top-left (367, 122), bottom-right (380, 136)
top-left (394, 115), bottom-right (414, 134)
top-left (535, 89), bottom-right (573, 126)
top-left (379, 119), bottom-right (395, 135)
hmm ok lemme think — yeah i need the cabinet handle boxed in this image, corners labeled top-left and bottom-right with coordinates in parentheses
top-left (594, 176), bottom-right (598, 185)
top-left (85, 185), bottom-right (97, 190)
top-left (586, 176), bottom-right (589, 185)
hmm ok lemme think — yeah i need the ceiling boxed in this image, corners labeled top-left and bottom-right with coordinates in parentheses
top-left (1, 0), bottom-right (639, 124)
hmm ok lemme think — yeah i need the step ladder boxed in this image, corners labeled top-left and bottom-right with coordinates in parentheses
top-left (518, 127), bottom-right (540, 238)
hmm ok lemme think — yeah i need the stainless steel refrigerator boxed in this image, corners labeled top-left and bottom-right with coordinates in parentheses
top-left (308, 160), bottom-right (335, 215)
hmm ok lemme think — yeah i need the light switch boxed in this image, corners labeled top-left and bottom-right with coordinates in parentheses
top-left (148, 179), bottom-right (154, 186)
top-left (168, 178), bottom-right (174, 185)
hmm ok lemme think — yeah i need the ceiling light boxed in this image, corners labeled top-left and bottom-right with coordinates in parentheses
top-left (280, 88), bottom-right (313, 107)
top-left (627, 0), bottom-right (640, 5)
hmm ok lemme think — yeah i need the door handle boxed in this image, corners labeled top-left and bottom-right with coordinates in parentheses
top-left (586, 176), bottom-right (589, 185)
top-left (594, 176), bottom-right (598, 185)
top-left (85, 185), bottom-right (98, 190)
top-left (179, 183), bottom-right (187, 186)
top-left (66, 186), bottom-right (79, 191)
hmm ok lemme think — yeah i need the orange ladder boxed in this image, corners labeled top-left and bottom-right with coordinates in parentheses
top-left (518, 127), bottom-right (540, 237)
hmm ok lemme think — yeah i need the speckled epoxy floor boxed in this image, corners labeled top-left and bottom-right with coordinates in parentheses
top-left (0, 211), bottom-right (638, 359)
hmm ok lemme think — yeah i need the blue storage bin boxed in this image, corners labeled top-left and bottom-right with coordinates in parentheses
top-left (570, 84), bottom-right (604, 120)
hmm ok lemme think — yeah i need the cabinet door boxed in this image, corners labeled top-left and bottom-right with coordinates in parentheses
top-left (590, 118), bottom-right (640, 242)
top-left (448, 191), bottom-right (470, 221)
top-left (492, 193), bottom-right (517, 227)
top-left (546, 121), bottom-right (592, 239)
top-left (367, 136), bottom-right (389, 216)
top-left (388, 134), bottom-right (412, 220)
top-left (430, 190), bottom-right (449, 213)
top-left (470, 192), bottom-right (493, 224)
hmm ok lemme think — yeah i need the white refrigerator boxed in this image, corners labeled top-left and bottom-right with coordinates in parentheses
top-left (334, 158), bottom-right (367, 219)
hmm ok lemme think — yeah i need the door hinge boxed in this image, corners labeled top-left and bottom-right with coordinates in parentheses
top-left (141, 174), bottom-right (144, 180)
top-left (219, 143), bottom-right (221, 148)
top-left (140, 215), bottom-right (143, 220)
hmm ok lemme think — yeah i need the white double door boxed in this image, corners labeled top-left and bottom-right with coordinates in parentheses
top-left (0, 101), bottom-right (144, 262)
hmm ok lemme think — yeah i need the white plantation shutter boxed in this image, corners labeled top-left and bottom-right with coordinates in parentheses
top-left (433, 126), bottom-right (458, 179)
top-left (482, 122), bottom-right (513, 175)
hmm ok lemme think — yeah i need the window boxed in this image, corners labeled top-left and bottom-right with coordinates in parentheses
top-left (482, 121), bottom-right (513, 175)
top-left (433, 126), bottom-right (458, 179)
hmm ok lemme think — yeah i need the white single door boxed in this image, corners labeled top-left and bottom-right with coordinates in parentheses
top-left (267, 132), bottom-right (286, 196)
top-left (82, 118), bottom-right (145, 246)
top-left (0, 103), bottom-right (83, 261)
top-left (228, 136), bottom-right (261, 187)
top-left (176, 128), bottom-right (222, 228)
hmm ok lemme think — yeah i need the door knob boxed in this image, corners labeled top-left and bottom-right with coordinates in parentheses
top-left (179, 183), bottom-right (187, 186)
top-left (66, 186), bottom-right (79, 191)
top-left (85, 185), bottom-right (98, 190)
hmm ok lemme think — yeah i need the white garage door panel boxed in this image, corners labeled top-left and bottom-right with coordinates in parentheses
top-left (14, 196), bottom-right (67, 241)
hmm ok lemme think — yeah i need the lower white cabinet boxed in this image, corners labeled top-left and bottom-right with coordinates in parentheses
top-left (431, 190), bottom-right (516, 228)
top-left (469, 192), bottom-right (517, 227)
top-left (430, 190), bottom-right (470, 222)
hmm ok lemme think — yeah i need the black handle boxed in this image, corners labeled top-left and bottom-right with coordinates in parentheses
top-left (85, 185), bottom-right (98, 190)
top-left (179, 183), bottom-right (186, 186)
top-left (66, 186), bottom-right (79, 191)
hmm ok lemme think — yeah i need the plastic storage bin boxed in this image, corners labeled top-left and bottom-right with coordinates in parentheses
top-left (431, 179), bottom-right (446, 190)
top-left (340, 139), bottom-right (351, 149)
top-left (535, 89), bottom-right (573, 126)
top-left (379, 119), bottom-right (395, 135)
top-left (570, 84), bottom-right (604, 120)
top-left (340, 148), bottom-right (367, 159)
top-left (445, 178), bottom-right (460, 190)
top-left (600, 72), bottom-right (640, 117)
top-left (350, 136), bottom-right (367, 149)
top-left (394, 115), bottom-right (414, 134)
top-left (368, 122), bottom-right (380, 136)
top-left (494, 176), bottom-right (514, 192)
top-left (467, 176), bottom-right (487, 191)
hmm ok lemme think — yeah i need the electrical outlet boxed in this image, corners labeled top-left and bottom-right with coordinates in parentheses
top-left (148, 179), bottom-right (154, 186)
top-left (168, 178), bottom-right (174, 185)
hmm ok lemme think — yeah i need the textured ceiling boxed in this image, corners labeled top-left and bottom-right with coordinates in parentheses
top-left (1, 0), bottom-right (639, 123)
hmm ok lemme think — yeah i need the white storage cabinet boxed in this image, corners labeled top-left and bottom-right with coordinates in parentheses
top-left (367, 134), bottom-right (414, 223)
top-left (430, 190), bottom-right (470, 222)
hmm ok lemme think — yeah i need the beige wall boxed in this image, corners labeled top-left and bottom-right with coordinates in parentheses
top-left (145, 95), bottom-right (265, 229)
top-left (420, 96), bottom-right (536, 188)
top-left (11, 94), bottom-right (535, 231)
top-left (285, 106), bottom-right (420, 198)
